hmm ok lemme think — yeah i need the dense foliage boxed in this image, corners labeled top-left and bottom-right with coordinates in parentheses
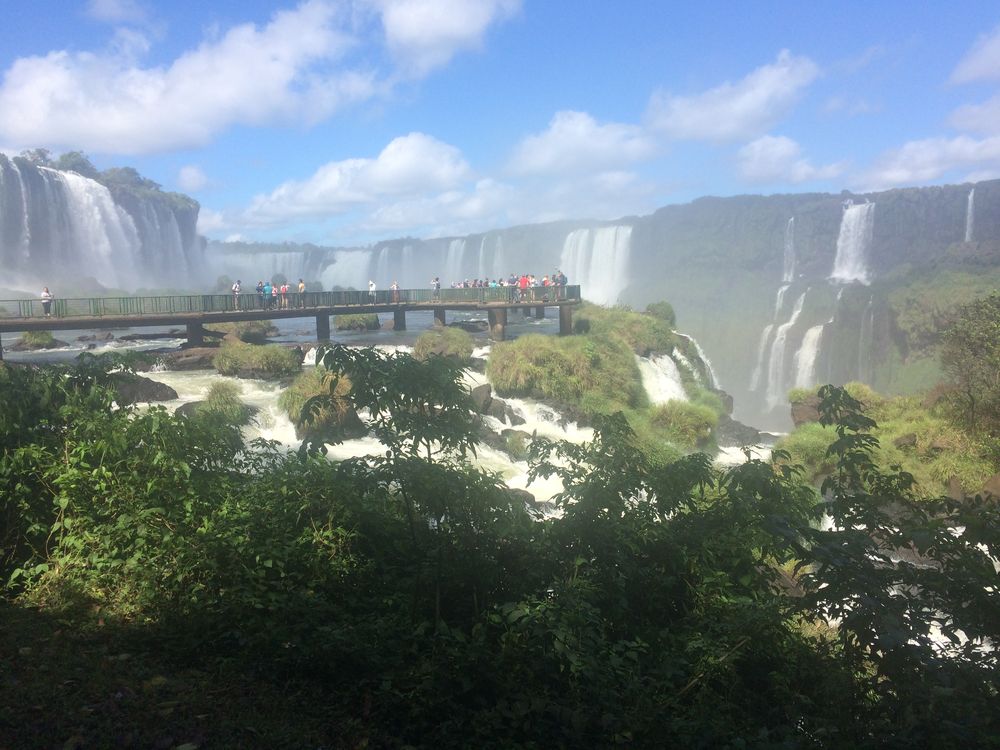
top-left (783, 382), bottom-right (996, 495)
top-left (1, 353), bottom-right (998, 748)
top-left (941, 292), bottom-right (1000, 449)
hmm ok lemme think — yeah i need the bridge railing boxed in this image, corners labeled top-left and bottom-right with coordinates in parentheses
top-left (0, 285), bottom-right (581, 320)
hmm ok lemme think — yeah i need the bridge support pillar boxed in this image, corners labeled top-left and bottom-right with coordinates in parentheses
top-left (186, 323), bottom-right (205, 346)
top-left (559, 305), bottom-right (573, 336)
top-left (316, 314), bottom-right (331, 341)
top-left (393, 309), bottom-right (407, 331)
top-left (434, 309), bottom-right (446, 327)
top-left (488, 308), bottom-right (508, 341)
top-left (534, 305), bottom-right (545, 319)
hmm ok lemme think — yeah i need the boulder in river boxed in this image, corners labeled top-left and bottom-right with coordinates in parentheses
top-left (112, 374), bottom-right (178, 405)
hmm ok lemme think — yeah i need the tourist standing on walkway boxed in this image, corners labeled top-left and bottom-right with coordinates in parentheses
top-left (432, 277), bottom-right (441, 300)
top-left (232, 280), bottom-right (242, 309)
top-left (390, 280), bottom-right (400, 303)
top-left (271, 283), bottom-right (279, 309)
top-left (41, 287), bottom-right (53, 317)
top-left (263, 280), bottom-right (272, 309)
top-left (298, 278), bottom-right (306, 308)
top-left (256, 280), bottom-right (264, 305)
top-left (368, 280), bottom-right (376, 303)
top-left (280, 282), bottom-right (289, 309)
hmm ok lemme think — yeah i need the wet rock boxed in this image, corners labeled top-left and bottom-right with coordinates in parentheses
top-left (158, 347), bottom-right (217, 370)
top-left (470, 384), bottom-right (493, 412)
top-left (112, 374), bottom-right (178, 405)
top-left (9, 336), bottom-right (70, 351)
top-left (947, 476), bottom-right (965, 501)
top-left (893, 432), bottom-right (918, 449)
top-left (715, 414), bottom-right (762, 447)
top-left (449, 320), bottom-right (489, 333)
top-left (77, 332), bottom-right (114, 342)
top-left (712, 388), bottom-right (734, 416)
top-left (790, 394), bottom-right (822, 426)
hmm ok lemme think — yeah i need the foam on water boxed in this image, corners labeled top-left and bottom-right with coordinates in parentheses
top-left (637, 354), bottom-right (688, 405)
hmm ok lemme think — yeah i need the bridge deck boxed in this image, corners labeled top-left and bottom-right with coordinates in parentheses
top-left (0, 286), bottom-right (581, 334)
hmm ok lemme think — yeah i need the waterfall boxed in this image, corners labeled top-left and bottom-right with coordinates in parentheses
top-left (637, 354), bottom-right (688, 404)
top-left (830, 202), bottom-right (875, 284)
top-left (965, 188), bottom-right (975, 243)
top-left (783, 217), bottom-right (796, 282)
top-left (774, 284), bottom-right (790, 319)
top-left (492, 236), bottom-right (506, 280)
top-left (793, 324), bottom-right (825, 388)
top-left (322, 250), bottom-right (371, 290)
top-left (0, 155), bottom-right (201, 290)
top-left (444, 239), bottom-right (465, 285)
top-left (765, 290), bottom-right (807, 409)
top-left (675, 332), bottom-right (719, 388)
top-left (559, 225), bottom-right (632, 306)
top-left (749, 324), bottom-right (775, 392)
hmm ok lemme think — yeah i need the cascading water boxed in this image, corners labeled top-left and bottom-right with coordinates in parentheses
top-left (830, 202), bottom-right (875, 284)
top-left (322, 250), bottom-right (371, 290)
top-left (674, 332), bottom-right (718, 388)
top-left (765, 290), bottom-right (807, 409)
top-left (0, 154), bottom-right (200, 290)
top-left (637, 354), bottom-right (688, 404)
top-left (749, 325), bottom-right (775, 392)
top-left (559, 225), bottom-right (632, 306)
top-left (444, 238), bottom-right (465, 285)
top-left (793, 324), bottom-right (825, 388)
top-left (774, 284), bottom-right (790, 319)
top-left (965, 187), bottom-right (975, 243)
top-left (783, 217), bottom-right (796, 283)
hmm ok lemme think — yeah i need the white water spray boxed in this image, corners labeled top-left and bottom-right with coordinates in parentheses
top-left (830, 202), bottom-right (875, 284)
top-left (765, 291), bottom-right (807, 409)
top-left (637, 354), bottom-right (688, 404)
top-left (783, 217), bottom-right (796, 283)
top-left (965, 188), bottom-right (975, 243)
top-left (559, 225), bottom-right (632, 306)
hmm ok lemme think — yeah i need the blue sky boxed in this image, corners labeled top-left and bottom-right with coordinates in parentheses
top-left (2, 0), bottom-right (999, 245)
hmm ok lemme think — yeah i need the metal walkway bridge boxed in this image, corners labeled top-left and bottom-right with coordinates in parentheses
top-left (0, 286), bottom-right (581, 357)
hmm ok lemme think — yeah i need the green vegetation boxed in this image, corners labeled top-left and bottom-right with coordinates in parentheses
top-left (940, 292), bottom-right (1000, 448)
top-left (488, 332), bottom-right (645, 412)
top-left (650, 400), bottom-right (718, 448)
top-left (573, 302), bottom-right (677, 354)
top-left (2, 355), bottom-right (998, 748)
top-left (780, 382), bottom-right (995, 494)
top-left (335, 313), bottom-right (380, 331)
top-left (413, 326), bottom-right (474, 363)
top-left (645, 300), bottom-right (676, 327)
top-left (213, 339), bottom-right (301, 379)
top-left (200, 381), bottom-right (254, 425)
top-left (17, 330), bottom-right (58, 349)
top-left (278, 365), bottom-right (362, 441)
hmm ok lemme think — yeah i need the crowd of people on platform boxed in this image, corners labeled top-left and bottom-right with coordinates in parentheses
top-left (230, 278), bottom-right (307, 310)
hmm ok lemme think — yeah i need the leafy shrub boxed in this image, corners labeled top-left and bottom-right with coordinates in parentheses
top-left (572, 302), bottom-right (676, 355)
top-left (277, 366), bottom-right (362, 440)
top-left (335, 313), bottom-right (380, 331)
top-left (645, 300), bottom-right (676, 327)
top-left (488, 333), bottom-right (644, 412)
top-left (214, 340), bottom-right (301, 379)
top-left (413, 327), bottom-right (474, 363)
top-left (774, 422), bottom-right (838, 481)
top-left (19, 330), bottom-right (58, 349)
top-left (649, 400), bottom-right (718, 448)
top-left (200, 381), bottom-right (253, 425)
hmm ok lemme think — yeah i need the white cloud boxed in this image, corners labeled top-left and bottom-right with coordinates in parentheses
top-left (196, 208), bottom-right (227, 235)
top-left (177, 165), bottom-right (209, 192)
top-left (245, 132), bottom-right (471, 223)
top-left (647, 50), bottom-right (819, 142)
top-left (86, 0), bottom-right (147, 25)
top-left (863, 134), bottom-right (1000, 188)
top-left (737, 135), bottom-right (844, 183)
top-left (951, 24), bottom-right (1000, 83)
top-left (949, 93), bottom-right (1000, 135)
top-left (0, 1), bottom-right (373, 154)
top-left (822, 95), bottom-right (878, 116)
top-left (370, 0), bottom-right (520, 76)
top-left (508, 110), bottom-right (656, 176)
top-left (362, 178), bottom-right (514, 235)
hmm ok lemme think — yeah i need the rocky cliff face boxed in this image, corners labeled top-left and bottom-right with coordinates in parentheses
top-left (0, 154), bottom-right (202, 291)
